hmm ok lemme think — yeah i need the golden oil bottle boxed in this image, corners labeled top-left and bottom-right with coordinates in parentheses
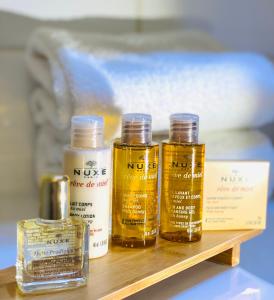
top-left (160, 114), bottom-right (205, 242)
top-left (112, 113), bottom-right (159, 248)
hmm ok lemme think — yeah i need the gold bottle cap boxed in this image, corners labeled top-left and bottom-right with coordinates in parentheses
top-left (39, 175), bottom-right (70, 220)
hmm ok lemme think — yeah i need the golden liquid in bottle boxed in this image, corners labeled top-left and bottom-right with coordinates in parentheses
top-left (16, 218), bottom-right (89, 294)
top-left (112, 140), bottom-right (159, 248)
top-left (160, 141), bottom-right (205, 242)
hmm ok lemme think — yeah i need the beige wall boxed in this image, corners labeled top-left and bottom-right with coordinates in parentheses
top-left (0, 0), bottom-right (183, 19)
top-left (0, 0), bottom-right (274, 54)
top-left (180, 0), bottom-right (274, 55)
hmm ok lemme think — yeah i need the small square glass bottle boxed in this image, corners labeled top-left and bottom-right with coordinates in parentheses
top-left (16, 175), bottom-right (89, 294)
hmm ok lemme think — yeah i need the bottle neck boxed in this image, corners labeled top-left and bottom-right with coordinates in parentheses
top-left (169, 131), bottom-right (198, 144)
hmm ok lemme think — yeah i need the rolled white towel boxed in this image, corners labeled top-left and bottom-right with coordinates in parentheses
top-left (28, 49), bottom-right (274, 135)
top-left (26, 28), bottom-right (274, 136)
top-left (27, 28), bottom-right (224, 141)
top-left (35, 125), bottom-right (66, 181)
top-left (29, 88), bottom-right (70, 129)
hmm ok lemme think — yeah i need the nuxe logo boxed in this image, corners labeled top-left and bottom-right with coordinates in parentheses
top-left (170, 161), bottom-right (202, 169)
top-left (86, 160), bottom-right (96, 168)
top-left (46, 234), bottom-right (69, 245)
top-left (74, 161), bottom-right (107, 177)
top-left (220, 169), bottom-right (247, 183)
top-left (127, 155), bottom-right (157, 170)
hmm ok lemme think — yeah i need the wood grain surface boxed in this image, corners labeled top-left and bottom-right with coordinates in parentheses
top-left (0, 230), bottom-right (261, 300)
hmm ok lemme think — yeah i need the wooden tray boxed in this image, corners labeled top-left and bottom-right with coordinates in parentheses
top-left (0, 230), bottom-right (261, 300)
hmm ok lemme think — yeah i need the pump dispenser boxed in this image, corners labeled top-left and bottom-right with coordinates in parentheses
top-left (112, 113), bottom-right (159, 248)
top-left (64, 115), bottom-right (111, 258)
top-left (160, 114), bottom-right (205, 242)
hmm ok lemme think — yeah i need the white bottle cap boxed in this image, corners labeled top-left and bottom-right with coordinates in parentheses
top-left (71, 115), bottom-right (104, 148)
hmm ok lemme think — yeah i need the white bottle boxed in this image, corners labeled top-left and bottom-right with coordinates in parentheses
top-left (64, 115), bottom-right (111, 258)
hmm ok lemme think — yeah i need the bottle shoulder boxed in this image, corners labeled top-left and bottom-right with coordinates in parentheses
top-left (162, 140), bottom-right (205, 147)
top-left (113, 139), bottom-right (159, 150)
top-left (18, 217), bottom-right (87, 230)
top-left (64, 144), bottom-right (110, 154)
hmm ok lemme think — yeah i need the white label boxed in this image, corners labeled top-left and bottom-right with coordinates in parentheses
top-left (64, 147), bottom-right (111, 258)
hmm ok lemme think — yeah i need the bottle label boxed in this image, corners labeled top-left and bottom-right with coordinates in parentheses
top-left (64, 148), bottom-right (111, 258)
top-left (112, 145), bottom-right (159, 240)
top-left (161, 144), bottom-right (205, 235)
top-left (21, 224), bottom-right (85, 280)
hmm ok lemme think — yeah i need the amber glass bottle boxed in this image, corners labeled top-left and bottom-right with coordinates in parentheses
top-left (160, 114), bottom-right (205, 242)
top-left (112, 114), bottom-right (159, 248)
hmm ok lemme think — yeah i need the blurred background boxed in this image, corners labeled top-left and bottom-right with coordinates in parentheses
top-left (0, 1), bottom-right (274, 298)
top-left (1, 0), bottom-right (274, 53)
top-left (1, 0), bottom-right (274, 207)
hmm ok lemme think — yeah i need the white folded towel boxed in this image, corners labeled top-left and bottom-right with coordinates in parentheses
top-left (27, 28), bottom-right (274, 140)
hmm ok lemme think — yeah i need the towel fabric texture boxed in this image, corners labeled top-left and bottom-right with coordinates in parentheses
top-left (27, 29), bottom-right (274, 136)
